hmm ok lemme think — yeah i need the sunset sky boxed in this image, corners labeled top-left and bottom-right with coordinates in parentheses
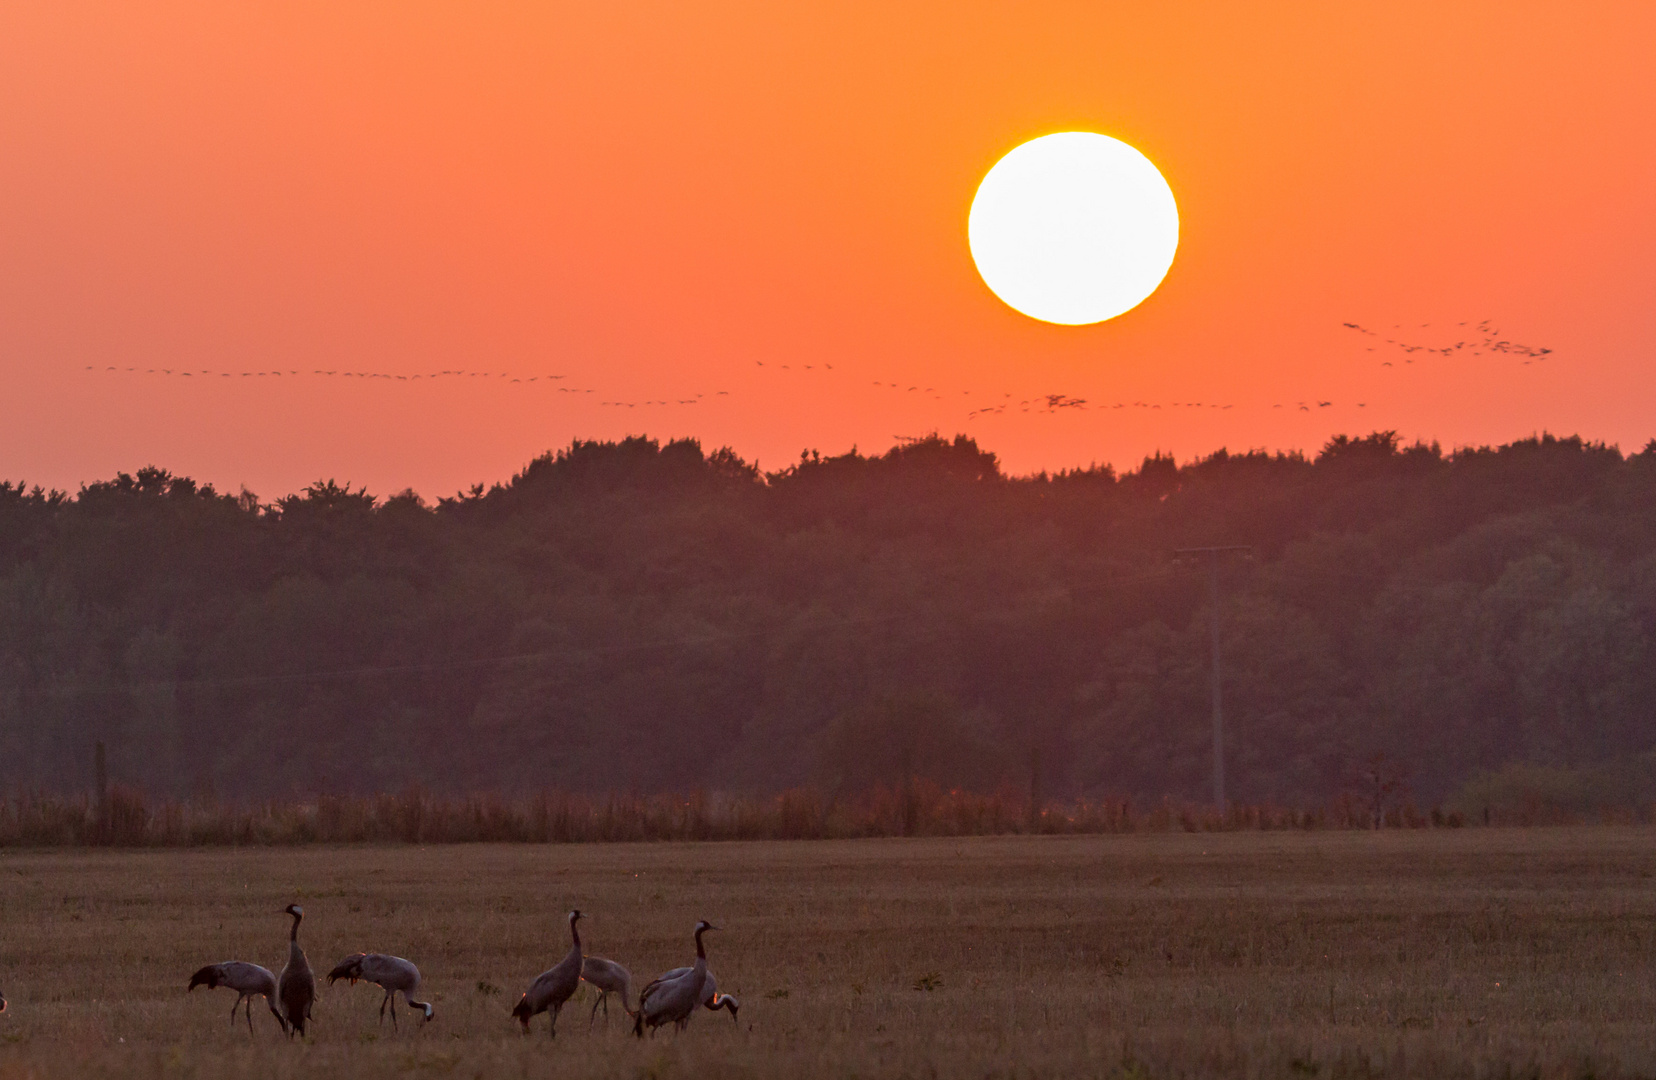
top-left (2, 1), bottom-right (1652, 499)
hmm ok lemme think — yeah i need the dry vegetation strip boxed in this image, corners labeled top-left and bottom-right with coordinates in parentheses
top-left (1, 829), bottom-right (1654, 1079)
top-left (2, 786), bottom-right (1431, 847)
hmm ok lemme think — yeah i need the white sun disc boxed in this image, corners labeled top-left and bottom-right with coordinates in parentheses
top-left (968, 132), bottom-right (1179, 325)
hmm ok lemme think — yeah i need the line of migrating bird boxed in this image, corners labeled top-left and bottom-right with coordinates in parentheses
top-left (966, 396), bottom-right (1374, 416)
top-left (105, 329), bottom-right (1561, 420)
top-left (768, 361), bottom-right (1366, 417)
top-left (80, 358), bottom-right (1366, 419)
top-left (1341, 320), bottom-right (1555, 365)
top-left (80, 356), bottom-right (1383, 420)
top-left (77, 356), bottom-right (1382, 419)
top-left (80, 365), bottom-right (732, 409)
top-left (177, 905), bottom-right (734, 1040)
top-left (86, 361), bottom-right (1276, 417)
top-left (84, 365), bottom-right (591, 386)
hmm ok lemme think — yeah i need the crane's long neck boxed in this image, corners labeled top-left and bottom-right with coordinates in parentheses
top-left (569, 916), bottom-right (582, 953)
top-left (289, 912), bottom-right (302, 944)
top-left (690, 930), bottom-right (709, 996)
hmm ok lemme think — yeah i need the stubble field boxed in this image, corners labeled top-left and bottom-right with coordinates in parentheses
top-left (1, 829), bottom-right (1654, 1079)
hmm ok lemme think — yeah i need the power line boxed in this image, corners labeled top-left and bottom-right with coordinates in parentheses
top-left (1173, 546), bottom-right (1253, 808)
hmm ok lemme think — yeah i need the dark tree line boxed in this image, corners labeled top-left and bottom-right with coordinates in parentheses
top-left (2, 430), bottom-right (1654, 808)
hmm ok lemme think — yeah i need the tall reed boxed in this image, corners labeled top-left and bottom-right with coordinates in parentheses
top-left (0, 781), bottom-right (1592, 848)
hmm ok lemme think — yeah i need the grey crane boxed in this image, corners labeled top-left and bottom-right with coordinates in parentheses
top-left (633, 921), bottom-right (717, 1037)
top-left (276, 904), bottom-right (316, 1037)
top-left (580, 956), bottom-right (637, 1027)
top-left (639, 966), bottom-right (738, 1025)
top-left (188, 961), bottom-right (286, 1034)
top-left (328, 953), bottom-right (433, 1028)
top-left (510, 909), bottom-right (583, 1037)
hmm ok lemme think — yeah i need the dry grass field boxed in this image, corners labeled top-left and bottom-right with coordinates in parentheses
top-left (1, 829), bottom-right (1654, 1079)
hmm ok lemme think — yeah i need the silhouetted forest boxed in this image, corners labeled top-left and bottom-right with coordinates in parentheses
top-left (4, 431), bottom-right (1656, 812)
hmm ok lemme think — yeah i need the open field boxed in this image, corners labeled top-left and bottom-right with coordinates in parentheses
top-left (2, 830), bottom-right (1655, 1079)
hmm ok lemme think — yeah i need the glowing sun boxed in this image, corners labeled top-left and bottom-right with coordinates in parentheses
top-left (968, 132), bottom-right (1179, 326)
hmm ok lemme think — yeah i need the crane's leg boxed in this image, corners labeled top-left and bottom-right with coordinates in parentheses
top-left (229, 994), bottom-right (244, 1028)
top-left (390, 993), bottom-right (399, 1032)
top-left (589, 992), bottom-right (603, 1031)
top-left (244, 996), bottom-right (256, 1035)
top-left (548, 1002), bottom-right (559, 1039)
top-left (379, 989), bottom-right (388, 1026)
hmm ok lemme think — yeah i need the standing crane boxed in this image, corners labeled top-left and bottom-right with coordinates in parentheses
top-left (327, 953), bottom-right (433, 1028)
top-left (276, 904), bottom-right (316, 1037)
top-left (580, 956), bottom-right (637, 1028)
top-left (634, 921), bottom-right (717, 1037)
top-left (511, 909), bottom-right (584, 1037)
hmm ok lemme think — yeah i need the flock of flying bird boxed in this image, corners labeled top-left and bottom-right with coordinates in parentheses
top-left (1340, 320), bottom-right (1555, 364)
top-left (83, 365), bottom-right (611, 399)
top-left (79, 317), bottom-right (1554, 423)
top-left (83, 359), bottom-right (1355, 417)
top-left (79, 364), bottom-right (729, 410)
top-left (174, 905), bottom-right (734, 1040)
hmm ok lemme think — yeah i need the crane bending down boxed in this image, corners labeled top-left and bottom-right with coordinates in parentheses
top-left (328, 953), bottom-right (433, 1028)
top-left (580, 956), bottom-right (637, 1027)
top-left (511, 909), bottom-right (583, 1037)
top-left (188, 961), bottom-right (286, 1034)
top-left (640, 966), bottom-right (739, 1025)
top-left (634, 921), bottom-right (717, 1037)
top-left (276, 904), bottom-right (316, 1038)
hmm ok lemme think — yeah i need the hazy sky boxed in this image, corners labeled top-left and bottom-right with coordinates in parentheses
top-left (2, 1), bottom-right (1652, 498)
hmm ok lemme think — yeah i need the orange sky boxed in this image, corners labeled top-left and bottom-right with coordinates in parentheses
top-left (1, 1), bottom-right (1652, 498)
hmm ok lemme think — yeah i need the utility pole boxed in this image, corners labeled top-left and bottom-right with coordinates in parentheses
top-left (1173, 546), bottom-right (1253, 808)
